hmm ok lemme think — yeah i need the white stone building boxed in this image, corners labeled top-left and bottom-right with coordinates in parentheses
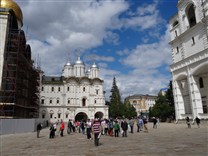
top-left (169, 0), bottom-right (208, 120)
top-left (39, 57), bottom-right (109, 123)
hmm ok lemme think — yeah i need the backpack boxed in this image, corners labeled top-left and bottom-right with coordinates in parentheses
top-left (109, 122), bottom-right (113, 129)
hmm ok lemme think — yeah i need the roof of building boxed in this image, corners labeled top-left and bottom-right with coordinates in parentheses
top-left (0, 0), bottom-right (23, 26)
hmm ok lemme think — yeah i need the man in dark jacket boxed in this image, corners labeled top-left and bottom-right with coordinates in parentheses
top-left (121, 119), bottom-right (128, 137)
top-left (37, 123), bottom-right (42, 138)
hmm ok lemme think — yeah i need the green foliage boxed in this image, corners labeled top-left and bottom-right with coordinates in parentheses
top-left (149, 81), bottom-right (175, 122)
top-left (109, 77), bottom-right (137, 119)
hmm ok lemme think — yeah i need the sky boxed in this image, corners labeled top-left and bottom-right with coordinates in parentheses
top-left (17, 0), bottom-right (178, 100)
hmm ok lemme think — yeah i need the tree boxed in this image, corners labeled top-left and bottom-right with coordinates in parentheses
top-left (149, 81), bottom-right (175, 122)
top-left (166, 81), bottom-right (175, 119)
top-left (123, 100), bottom-right (137, 119)
top-left (109, 77), bottom-right (122, 118)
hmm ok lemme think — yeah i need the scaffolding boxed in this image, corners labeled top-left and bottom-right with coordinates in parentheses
top-left (0, 10), bottom-right (39, 118)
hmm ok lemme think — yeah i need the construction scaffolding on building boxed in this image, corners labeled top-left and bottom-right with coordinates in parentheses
top-left (0, 9), bottom-right (40, 118)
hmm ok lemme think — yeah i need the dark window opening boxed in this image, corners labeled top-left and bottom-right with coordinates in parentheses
top-left (50, 114), bottom-right (53, 118)
top-left (172, 21), bottom-right (178, 27)
top-left (176, 47), bottom-right (179, 53)
top-left (41, 99), bottom-right (44, 104)
top-left (82, 98), bottom-right (86, 107)
top-left (51, 87), bottom-right (54, 92)
top-left (175, 30), bottom-right (178, 37)
top-left (199, 77), bottom-right (204, 88)
top-left (187, 4), bottom-right (196, 28)
top-left (42, 114), bottom-right (45, 119)
top-left (192, 37), bottom-right (195, 45)
top-left (58, 114), bottom-right (61, 118)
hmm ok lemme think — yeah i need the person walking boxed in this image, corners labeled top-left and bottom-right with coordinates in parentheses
top-left (143, 117), bottom-right (148, 133)
top-left (121, 119), bottom-right (128, 137)
top-left (86, 119), bottom-right (92, 140)
top-left (49, 123), bottom-right (55, 139)
top-left (130, 118), bottom-right (134, 133)
top-left (60, 120), bottom-right (65, 137)
top-left (92, 118), bottom-right (101, 146)
top-left (67, 119), bottom-right (72, 135)
top-left (195, 116), bottom-right (200, 128)
top-left (37, 123), bottom-right (42, 138)
top-left (113, 120), bottom-right (120, 137)
top-left (186, 116), bottom-right (191, 128)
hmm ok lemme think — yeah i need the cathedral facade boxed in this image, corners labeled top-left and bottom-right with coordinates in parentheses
top-left (39, 57), bottom-right (109, 123)
top-left (169, 0), bottom-right (208, 120)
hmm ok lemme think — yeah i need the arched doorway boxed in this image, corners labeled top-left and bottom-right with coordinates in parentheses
top-left (94, 111), bottom-right (104, 119)
top-left (75, 112), bottom-right (88, 121)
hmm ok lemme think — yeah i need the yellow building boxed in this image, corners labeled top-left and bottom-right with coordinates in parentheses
top-left (125, 94), bottom-right (157, 117)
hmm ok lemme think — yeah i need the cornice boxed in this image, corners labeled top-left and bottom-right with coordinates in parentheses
top-left (170, 48), bottom-right (208, 72)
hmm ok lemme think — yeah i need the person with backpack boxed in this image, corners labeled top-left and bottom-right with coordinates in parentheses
top-left (108, 119), bottom-right (114, 136)
top-left (113, 120), bottom-right (120, 137)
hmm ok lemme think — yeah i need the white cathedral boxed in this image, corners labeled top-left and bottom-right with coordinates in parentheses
top-left (39, 57), bottom-right (109, 123)
top-left (169, 0), bottom-right (208, 121)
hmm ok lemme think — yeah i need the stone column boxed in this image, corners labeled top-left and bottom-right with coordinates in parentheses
top-left (172, 78), bottom-right (185, 120)
top-left (187, 67), bottom-right (203, 119)
top-left (190, 76), bottom-right (204, 118)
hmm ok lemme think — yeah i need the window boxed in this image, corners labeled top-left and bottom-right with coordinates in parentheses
top-left (186, 4), bottom-right (196, 28)
top-left (41, 99), bottom-right (44, 104)
top-left (199, 77), bottom-right (204, 88)
top-left (42, 114), bottom-right (45, 119)
top-left (82, 98), bottom-right (86, 106)
top-left (68, 100), bottom-right (70, 104)
top-left (95, 100), bottom-right (97, 104)
top-left (50, 114), bottom-right (53, 118)
top-left (58, 114), bottom-right (61, 118)
top-left (41, 87), bottom-right (44, 91)
top-left (175, 30), bottom-right (177, 37)
top-left (58, 87), bottom-right (60, 92)
top-left (66, 114), bottom-right (68, 118)
top-left (172, 21), bottom-right (178, 27)
top-left (57, 99), bottom-right (59, 104)
top-left (51, 87), bottom-right (54, 92)
top-left (176, 47), bottom-right (179, 53)
top-left (83, 87), bottom-right (85, 92)
top-left (96, 89), bottom-right (99, 95)
top-left (192, 37), bottom-right (195, 45)
top-left (50, 99), bottom-right (52, 104)
top-left (67, 87), bottom-right (70, 91)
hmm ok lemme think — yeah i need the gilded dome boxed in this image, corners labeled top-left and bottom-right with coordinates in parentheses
top-left (0, 0), bottom-right (23, 26)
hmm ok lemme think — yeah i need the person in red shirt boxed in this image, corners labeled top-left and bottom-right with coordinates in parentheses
top-left (60, 120), bottom-right (65, 137)
top-left (92, 118), bottom-right (101, 146)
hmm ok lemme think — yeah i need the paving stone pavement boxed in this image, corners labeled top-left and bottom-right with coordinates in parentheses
top-left (0, 122), bottom-right (208, 156)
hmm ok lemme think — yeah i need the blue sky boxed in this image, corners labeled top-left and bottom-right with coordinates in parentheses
top-left (17, 0), bottom-right (178, 100)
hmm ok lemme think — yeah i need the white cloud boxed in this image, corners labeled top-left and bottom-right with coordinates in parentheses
top-left (16, 0), bottom-right (172, 100)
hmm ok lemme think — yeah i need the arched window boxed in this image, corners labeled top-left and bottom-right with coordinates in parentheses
top-left (199, 77), bottom-right (204, 88)
top-left (83, 87), bottom-right (85, 92)
top-left (172, 21), bottom-right (178, 27)
top-left (186, 4), bottom-right (196, 28)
